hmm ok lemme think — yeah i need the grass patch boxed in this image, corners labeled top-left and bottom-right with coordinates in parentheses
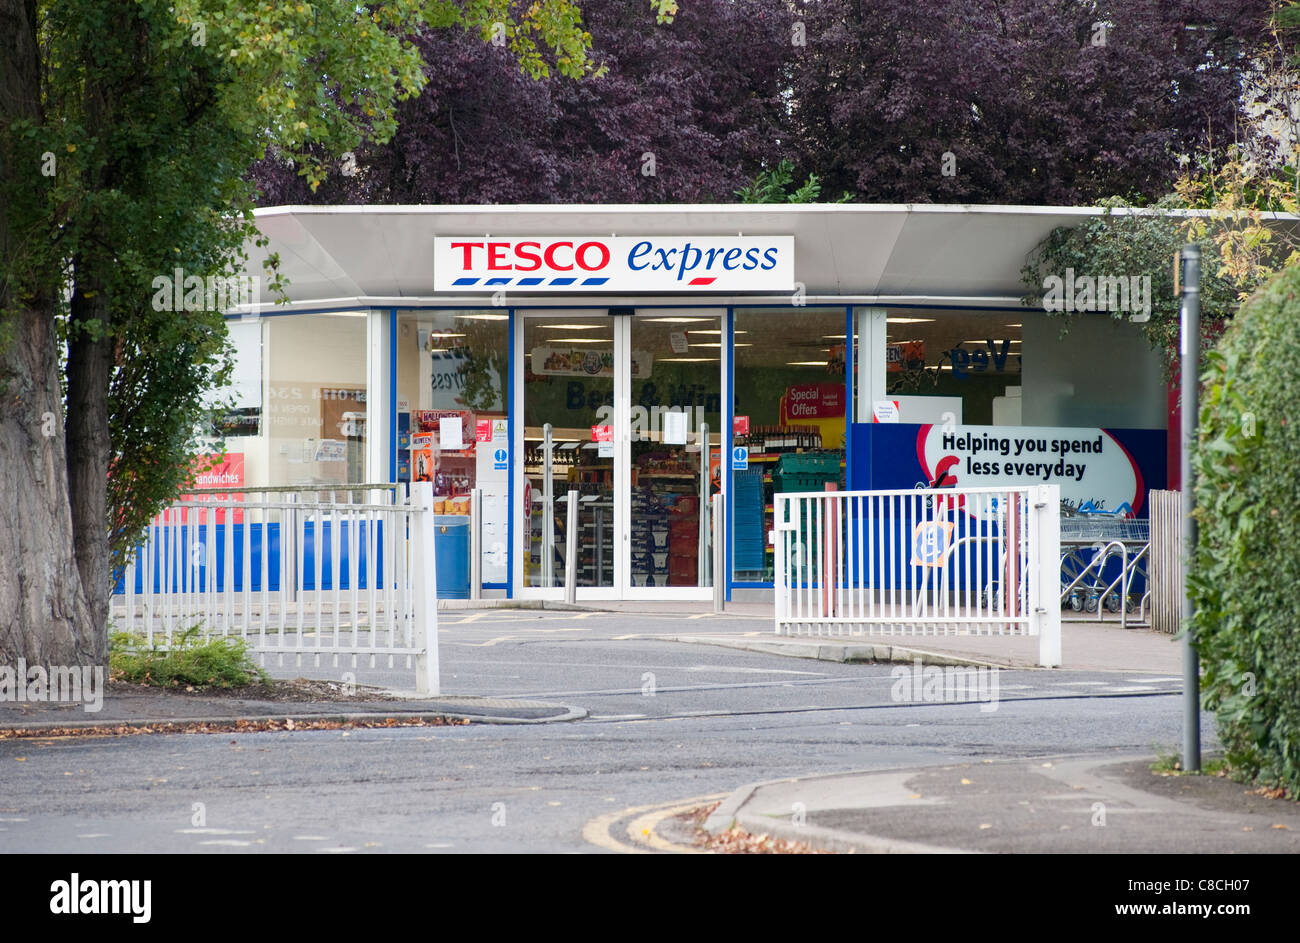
top-left (1151, 745), bottom-right (1230, 777)
top-left (1151, 744), bottom-right (1183, 774)
top-left (110, 626), bottom-right (269, 689)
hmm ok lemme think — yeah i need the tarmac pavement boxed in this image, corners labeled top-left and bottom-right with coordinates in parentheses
top-left (6, 601), bottom-right (1287, 854)
top-left (698, 754), bottom-right (1300, 854)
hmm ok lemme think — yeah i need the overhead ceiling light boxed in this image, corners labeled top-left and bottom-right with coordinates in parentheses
top-left (547, 338), bottom-right (607, 344)
top-left (786, 360), bottom-right (827, 366)
top-left (431, 332), bottom-right (466, 338)
top-left (538, 323), bottom-right (605, 330)
top-left (1005, 323), bottom-right (1022, 328)
top-left (660, 357), bottom-right (719, 362)
top-left (886, 317), bottom-right (936, 324)
top-left (686, 330), bottom-right (747, 335)
top-left (693, 342), bottom-right (752, 348)
top-left (821, 334), bottom-right (846, 339)
top-left (641, 317), bottom-right (713, 323)
top-left (460, 313), bottom-right (509, 321)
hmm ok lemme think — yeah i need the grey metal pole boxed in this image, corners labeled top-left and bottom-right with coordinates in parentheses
top-left (543, 423), bottom-right (554, 588)
top-left (1179, 244), bottom-right (1202, 773)
top-left (564, 489), bottom-right (578, 605)
top-left (469, 488), bottom-right (483, 601)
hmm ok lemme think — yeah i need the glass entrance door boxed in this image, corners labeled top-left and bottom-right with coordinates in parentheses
top-left (521, 311), bottom-right (618, 593)
top-left (518, 309), bottom-right (723, 599)
top-left (625, 312), bottom-right (722, 595)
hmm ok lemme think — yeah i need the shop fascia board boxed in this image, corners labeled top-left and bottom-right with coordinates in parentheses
top-left (244, 203), bottom-right (1299, 311)
top-left (226, 294), bottom-right (1035, 317)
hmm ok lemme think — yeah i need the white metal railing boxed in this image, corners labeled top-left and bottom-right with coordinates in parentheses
top-left (111, 482), bottom-right (440, 694)
top-left (773, 485), bottom-right (1061, 667)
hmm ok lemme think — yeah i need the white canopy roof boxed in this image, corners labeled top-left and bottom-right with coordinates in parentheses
top-left (246, 203), bottom-right (1297, 312)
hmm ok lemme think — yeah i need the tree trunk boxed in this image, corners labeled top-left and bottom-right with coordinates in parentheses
top-left (0, 0), bottom-right (100, 667)
top-left (66, 279), bottom-right (114, 656)
top-left (0, 311), bottom-right (100, 666)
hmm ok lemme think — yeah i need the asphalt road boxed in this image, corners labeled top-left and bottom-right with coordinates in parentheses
top-left (0, 610), bottom-right (1211, 853)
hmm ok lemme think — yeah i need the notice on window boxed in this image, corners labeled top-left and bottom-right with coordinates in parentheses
top-left (592, 424), bottom-right (614, 458)
top-left (439, 416), bottom-right (464, 451)
top-left (662, 410), bottom-right (688, 445)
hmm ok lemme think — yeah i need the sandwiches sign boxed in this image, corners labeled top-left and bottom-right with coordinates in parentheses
top-left (434, 236), bottom-right (794, 292)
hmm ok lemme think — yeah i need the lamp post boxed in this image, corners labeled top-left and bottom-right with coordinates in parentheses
top-left (1178, 244), bottom-right (1201, 773)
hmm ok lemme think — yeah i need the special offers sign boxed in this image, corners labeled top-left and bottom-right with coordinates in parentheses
top-left (434, 236), bottom-right (794, 292)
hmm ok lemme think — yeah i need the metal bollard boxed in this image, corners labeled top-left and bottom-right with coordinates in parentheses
top-left (543, 423), bottom-right (554, 588)
top-left (698, 422), bottom-right (709, 586)
top-left (469, 488), bottom-right (483, 601)
top-left (564, 489), bottom-right (578, 605)
top-left (712, 492), bottom-right (725, 612)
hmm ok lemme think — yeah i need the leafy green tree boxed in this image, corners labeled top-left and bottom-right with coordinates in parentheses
top-left (736, 159), bottom-right (852, 204)
top-left (0, 0), bottom-right (654, 666)
top-left (1019, 197), bottom-right (1243, 376)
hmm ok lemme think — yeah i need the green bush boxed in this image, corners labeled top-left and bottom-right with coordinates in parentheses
top-left (110, 626), bottom-right (269, 689)
top-left (1190, 263), bottom-right (1300, 795)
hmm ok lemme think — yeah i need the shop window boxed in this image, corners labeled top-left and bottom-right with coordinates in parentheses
top-left (396, 310), bottom-right (510, 583)
top-left (196, 312), bottom-right (370, 493)
top-left (732, 307), bottom-right (849, 584)
top-left (880, 310), bottom-right (1023, 425)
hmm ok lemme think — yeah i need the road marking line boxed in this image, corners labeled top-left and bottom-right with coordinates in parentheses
top-left (627, 805), bottom-right (716, 854)
top-left (582, 794), bottom-right (727, 855)
top-left (588, 714), bottom-right (647, 721)
top-left (684, 665), bottom-right (821, 676)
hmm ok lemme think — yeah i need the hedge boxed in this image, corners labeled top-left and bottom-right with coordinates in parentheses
top-left (1190, 263), bottom-right (1300, 795)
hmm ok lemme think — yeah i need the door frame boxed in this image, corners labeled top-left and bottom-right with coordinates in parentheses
top-left (511, 306), bottom-right (726, 601)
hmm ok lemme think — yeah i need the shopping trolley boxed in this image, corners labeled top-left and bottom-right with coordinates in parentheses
top-left (1059, 507), bottom-right (1150, 627)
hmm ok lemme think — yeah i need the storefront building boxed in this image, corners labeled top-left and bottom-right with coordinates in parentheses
top-left (217, 204), bottom-right (1169, 601)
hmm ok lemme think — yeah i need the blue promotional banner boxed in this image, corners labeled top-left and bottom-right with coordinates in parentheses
top-left (850, 423), bottom-right (1167, 516)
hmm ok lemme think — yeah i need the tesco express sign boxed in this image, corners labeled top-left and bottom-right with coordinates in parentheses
top-left (433, 235), bottom-right (794, 292)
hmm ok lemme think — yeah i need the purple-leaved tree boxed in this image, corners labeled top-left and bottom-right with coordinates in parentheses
top-left (254, 0), bottom-right (796, 205)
